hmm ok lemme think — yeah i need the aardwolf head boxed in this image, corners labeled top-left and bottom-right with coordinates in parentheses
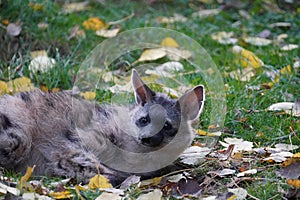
top-left (130, 69), bottom-right (205, 148)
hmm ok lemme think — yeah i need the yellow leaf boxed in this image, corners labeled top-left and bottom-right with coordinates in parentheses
top-left (88, 174), bottom-right (112, 189)
top-left (51, 190), bottom-right (74, 199)
top-left (0, 81), bottom-right (8, 95)
top-left (30, 50), bottom-right (48, 59)
top-left (161, 37), bottom-right (179, 47)
top-left (7, 77), bottom-right (35, 93)
top-left (232, 45), bottom-right (264, 68)
top-left (138, 48), bottom-right (167, 62)
top-left (28, 3), bottom-right (44, 11)
top-left (2, 19), bottom-right (9, 26)
top-left (280, 65), bottom-right (292, 75)
top-left (80, 91), bottom-right (96, 100)
top-left (75, 185), bottom-right (86, 200)
top-left (83, 17), bottom-right (107, 31)
top-left (287, 179), bottom-right (300, 188)
top-left (18, 166), bottom-right (35, 190)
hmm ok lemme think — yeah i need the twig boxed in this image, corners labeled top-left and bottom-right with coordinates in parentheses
top-left (248, 193), bottom-right (260, 200)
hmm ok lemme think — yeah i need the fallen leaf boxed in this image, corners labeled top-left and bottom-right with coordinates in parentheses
top-left (80, 91), bottom-right (96, 100)
top-left (0, 81), bottom-right (8, 95)
top-left (88, 174), bottom-right (113, 189)
top-left (37, 22), bottom-right (48, 30)
top-left (276, 160), bottom-right (300, 179)
top-left (208, 169), bottom-right (236, 177)
top-left (229, 67), bottom-right (256, 82)
top-left (243, 37), bottom-right (272, 46)
top-left (68, 25), bottom-right (85, 40)
top-left (28, 55), bottom-right (56, 73)
top-left (119, 175), bottom-right (140, 189)
top-left (28, 2), bottom-right (44, 11)
top-left (96, 28), bottom-right (120, 38)
top-left (7, 77), bottom-right (35, 94)
top-left (269, 22), bottom-right (291, 28)
top-left (287, 179), bottom-right (300, 188)
top-left (161, 37), bottom-right (179, 47)
top-left (6, 23), bottom-right (22, 37)
top-left (30, 50), bottom-right (48, 58)
top-left (219, 138), bottom-right (253, 153)
top-left (228, 188), bottom-right (248, 200)
top-left (137, 48), bottom-right (167, 62)
top-left (192, 8), bottom-right (221, 18)
top-left (180, 146), bottom-right (210, 165)
top-left (0, 182), bottom-right (20, 196)
top-left (145, 61), bottom-right (184, 78)
top-left (275, 143), bottom-right (299, 151)
top-left (211, 31), bottom-right (238, 45)
top-left (63, 1), bottom-right (90, 13)
top-left (257, 29), bottom-right (271, 38)
top-left (232, 45), bottom-right (264, 68)
top-left (236, 169), bottom-right (257, 177)
top-left (156, 13), bottom-right (187, 23)
top-left (167, 174), bottom-right (186, 183)
top-left (267, 101), bottom-right (300, 117)
top-left (281, 44), bottom-right (299, 51)
top-left (140, 177), bottom-right (162, 187)
top-left (95, 192), bottom-right (122, 200)
top-left (136, 189), bottom-right (162, 200)
top-left (83, 17), bottom-right (107, 31)
top-left (263, 151), bottom-right (293, 162)
top-left (18, 166), bottom-right (35, 191)
top-left (51, 190), bottom-right (74, 199)
top-left (22, 193), bottom-right (52, 200)
top-left (164, 47), bottom-right (192, 61)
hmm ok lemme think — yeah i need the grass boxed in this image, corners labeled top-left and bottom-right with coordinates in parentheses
top-left (0, 0), bottom-right (300, 199)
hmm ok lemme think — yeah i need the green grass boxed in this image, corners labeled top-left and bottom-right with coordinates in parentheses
top-left (0, 0), bottom-right (300, 199)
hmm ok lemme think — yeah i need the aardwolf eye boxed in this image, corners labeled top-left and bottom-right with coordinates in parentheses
top-left (137, 116), bottom-right (150, 127)
top-left (163, 121), bottom-right (172, 130)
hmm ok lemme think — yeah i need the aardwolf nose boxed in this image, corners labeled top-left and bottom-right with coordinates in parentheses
top-left (140, 133), bottom-right (164, 147)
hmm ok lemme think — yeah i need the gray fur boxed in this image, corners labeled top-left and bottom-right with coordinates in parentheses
top-left (0, 70), bottom-right (204, 185)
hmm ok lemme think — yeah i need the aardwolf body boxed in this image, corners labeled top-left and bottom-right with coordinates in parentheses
top-left (0, 70), bottom-right (204, 184)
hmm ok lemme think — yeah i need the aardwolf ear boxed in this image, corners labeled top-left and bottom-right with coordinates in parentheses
top-left (176, 85), bottom-right (205, 120)
top-left (131, 69), bottom-right (156, 106)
